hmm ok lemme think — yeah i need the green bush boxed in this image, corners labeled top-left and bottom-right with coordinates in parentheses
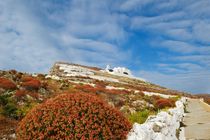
top-left (0, 94), bottom-right (10, 105)
top-left (16, 102), bottom-right (38, 119)
top-left (2, 102), bottom-right (18, 118)
top-left (128, 109), bottom-right (155, 124)
top-left (0, 94), bottom-right (20, 119)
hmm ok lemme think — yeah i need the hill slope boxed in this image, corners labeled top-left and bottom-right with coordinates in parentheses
top-left (0, 62), bottom-right (193, 139)
top-left (50, 62), bottom-right (191, 96)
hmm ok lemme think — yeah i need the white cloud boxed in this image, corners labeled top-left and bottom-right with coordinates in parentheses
top-left (48, 0), bottom-right (127, 43)
top-left (157, 40), bottom-right (210, 54)
top-left (52, 33), bottom-right (130, 66)
top-left (0, 0), bottom-right (130, 72)
top-left (186, 1), bottom-right (210, 18)
top-left (155, 0), bottom-right (178, 10)
top-left (131, 11), bottom-right (186, 29)
top-left (160, 40), bottom-right (196, 54)
top-left (156, 63), bottom-right (204, 74)
top-left (165, 28), bottom-right (192, 40)
top-left (129, 0), bottom-right (210, 45)
top-left (193, 21), bottom-right (210, 43)
top-left (0, 0), bottom-right (62, 72)
top-left (173, 63), bottom-right (203, 70)
top-left (120, 0), bottom-right (154, 11)
top-left (172, 55), bottom-right (210, 66)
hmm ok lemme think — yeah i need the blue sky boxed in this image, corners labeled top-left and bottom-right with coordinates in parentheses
top-left (0, 0), bottom-right (210, 94)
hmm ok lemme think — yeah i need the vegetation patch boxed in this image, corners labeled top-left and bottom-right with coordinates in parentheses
top-left (0, 78), bottom-right (16, 90)
top-left (21, 78), bottom-right (41, 90)
top-left (155, 98), bottom-right (175, 109)
top-left (17, 93), bottom-right (132, 140)
top-left (128, 109), bottom-right (156, 124)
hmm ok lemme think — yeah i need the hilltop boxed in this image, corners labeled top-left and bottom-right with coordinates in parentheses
top-left (50, 62), bottom-right (190, 96)
top-left (0, 62), bottom-right (195, 139)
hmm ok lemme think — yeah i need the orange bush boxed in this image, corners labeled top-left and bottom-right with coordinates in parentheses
top-left (21, 79), bottom-right (41, 90)
top-left (155, 99), bottom-right (175, 109)
top-left (107, 89), bottom-right (130, 95)
top-left (75, 84), bottom-right (98, 93)
top-left (15, 90), bottom-right (39, 100)
top-left (94, 80), bottom-right (107, 88)
top-left (27, 92), bottom-right (39, 99)
top-left (21, 76), bottom-right (35, 82)
top-left (17, 93), bottom-right (131, 140)
top-left (151, 95), bottom-right (162, 102)
top-left (15, 90), bottom-right (27, 98)
top-left (94, 85), bottom-right (106, 94)
top-left (75, 84), bottom-right (130, 95)
top-left (0, 77), bottom-right (16, 90)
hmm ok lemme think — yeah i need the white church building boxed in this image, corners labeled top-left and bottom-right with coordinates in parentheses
top-left (104, 65), bottom-right (133, 77)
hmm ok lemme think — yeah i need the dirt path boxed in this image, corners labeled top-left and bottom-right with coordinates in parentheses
top-left (184, 99), bottom-right (210, 140)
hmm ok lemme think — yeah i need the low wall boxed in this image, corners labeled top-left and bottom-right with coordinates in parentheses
top-left (127, 97), bottom-right (187, 140)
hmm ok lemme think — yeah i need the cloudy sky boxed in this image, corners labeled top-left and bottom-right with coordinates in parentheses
top-left (0, 0), bottom-right (210, 94)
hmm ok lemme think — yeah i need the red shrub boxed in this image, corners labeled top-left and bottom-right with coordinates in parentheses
top-left (21, 76), bottom-right (35, 82)
top-left (15, 90), bottom-right (39, 100)
top-left (136, 86), bottom-right (149, 91)
top-left (107, 89), bottom-right (129, 95)
top-left (155, 99), bottom-right (175, 109)
top-left (15, 90), bottom-right (27, 98)
top-left (27, 92), bottom-right (39, 99)
top-left (21, 79), bottom-right (41, 90)
top-left (75, 84), bottom-right (97, 93)
top-left (76, 84), bottom-right (130, 95)
top-left (75, 84), bottom-right (108, 95)
top-left (95, 85), bottom-right (106, 94)
top-left (0, 78), bottom-right (16, 90)
top-left (94, 80), bottom-right (107, 88)
top-left (17, 93), bottom-right (131, 140)
top-left (9, 69), bottom-right (17, 74)
top-left (152, 95), bottom-right (162, 101)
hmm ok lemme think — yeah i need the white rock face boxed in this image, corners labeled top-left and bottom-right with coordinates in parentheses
top-left (89, 75), bottom-right (119, 82)
top-left (143, 91), bottom-right (177, 99)
top-left (127, 97), bottom-right (187, 140)
top-left (55, 64), bottom-right (121, 83)
top-left (53, 63), bottom-right (146, 82)
top-left (106, 86), bottom-right (125, 90)
top-left (45, 75), bottom-right (60, 80)
top-left (58, 64), bottom-right (95, 77)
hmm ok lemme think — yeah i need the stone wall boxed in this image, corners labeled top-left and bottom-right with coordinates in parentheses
top-left (127, 97), bottom-right (187, 140)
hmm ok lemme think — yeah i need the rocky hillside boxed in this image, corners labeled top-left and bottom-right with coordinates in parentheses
top-left (49, 62), bottom-right (191, 97)
top-left (0, 62), bottom-right (194, 139)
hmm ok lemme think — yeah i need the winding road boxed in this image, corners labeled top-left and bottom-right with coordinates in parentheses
top-left (184, 99), bottom-right (210, 140)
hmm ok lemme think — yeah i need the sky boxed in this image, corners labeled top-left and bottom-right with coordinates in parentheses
top-left (0, 0), bottom-right (210, 94)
